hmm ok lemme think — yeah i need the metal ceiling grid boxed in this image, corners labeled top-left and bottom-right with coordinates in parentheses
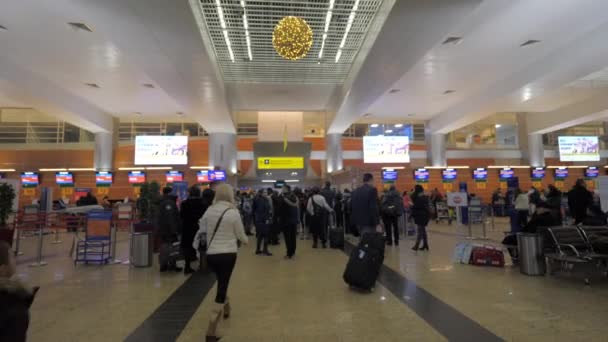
top-left (196, 0), bottom-right (384, 84)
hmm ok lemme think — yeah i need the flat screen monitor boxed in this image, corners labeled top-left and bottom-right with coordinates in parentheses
top-left (473, 168), bottom-right (488, 180)
top-left (197, 170), bottom-right (210, 183)
top-left (95, 172), bottom-right (113, 185)
top-left (165, 171), bottom-right (183, 183)
top-left (554, 167), bottom-right (568, 179)
top-left (363, 136), bottom-right (410, 163)
top-left (209, 170), bottom-right (227, 182)
top-left (558, 136), bottom-right (600, 162)
top-left (442, 168), bottom-right (457, 181)
top-left (134, 135), bottom-right (188, 165)
top-left (382, 170), bottom-right (398, 181)
top-left (531, 167), bottom-right (545, 179)
top-left (414, 168), bottom-right (429, 182)
top-left (499, 168), bottom-right (514, 179)
top-left (585, 166), bottom-right (599, 178)
top-left (21, 172), bottom-right (39, 186)
top-left (55, 171), bottom-right (74, 186)
top-left (128, 171), bottom-right (146, 184)
top-left (274, 180), bottom-right (286, 189)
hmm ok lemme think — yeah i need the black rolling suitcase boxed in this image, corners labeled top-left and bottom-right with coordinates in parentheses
top-left (328, 212), bottom-right (344, 249)
top-left (343, 232), bottom-right (385, 290)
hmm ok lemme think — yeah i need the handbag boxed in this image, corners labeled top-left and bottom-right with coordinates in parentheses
top-left (199, 208), bottom-right (231, 252)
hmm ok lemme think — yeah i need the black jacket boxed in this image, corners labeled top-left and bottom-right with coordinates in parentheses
top-left (411, 192), bottom-right (430, 226)
top-left (0, 279), bottom-right (38, 342)
top-left (320, 187), bottom-right (335, 208)
top-left (568, 185), bottom-right (592, 219)
top-left (381, 190), bottom-right (404, 217)
top-left (180, 197), bottom-right (206, 249)
top-left (157, 195), bottom-right (180, 241)
top-left (252, 195), bottom-right (272, 228)
top-left (350, 184), bottom-right (379, 227)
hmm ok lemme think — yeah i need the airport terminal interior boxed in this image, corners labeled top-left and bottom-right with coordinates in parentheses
top-left (3, 0), bottom-right (608, 341)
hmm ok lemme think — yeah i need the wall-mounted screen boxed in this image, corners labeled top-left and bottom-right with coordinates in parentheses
top-left (134, 135), bottom-right (188, 165)
top-left (197, 170), bottom-right (210, 183)
top-left (442, 168), bottom-right (457, 181)
top-left (197, 170), bottom-right (227, 183)
top-left (531, 167), bottom-right (545, 179)
top-left (414, 168), bottom-right (429, 182)
top-left (499, 168), bottom-right (514, 179)
top-left (55, 172), bottom-right (74, 186)
top-left (165, 171), bottom-right (183, 183)
top-left (128, 171), bottom-right (146, 184)
top-left (382, 170), bottom-right (398, 181)
top-left (558, 136), bottom-right (600, 162)
top-left (21, 172), bottom-right (39, 186)
top-left (585, 166), bottom-right (599, 178)
top-left (554, 167), bottom-right (568, 179)
top-left (95, 172), bottom-right (113, 185)
top-left (363, 136), bottom-right (409, 163)
top-left (473, 168), bottom-right (488, 180)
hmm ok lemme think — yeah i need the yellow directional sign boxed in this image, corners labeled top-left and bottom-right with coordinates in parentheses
top-left (257, 157), bottom-right (304, 169)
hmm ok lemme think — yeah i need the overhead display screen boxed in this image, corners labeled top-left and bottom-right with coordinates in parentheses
top-left (165, 171), bottom-right (183, 183)
top-left (558, 136), bottom-right (600, 162)
top-left (128, 171), bottom-right (146, 184)
top-left (473, 168), bottom-right (488, 180)
top-left (55, 172), bottom-right (74, 186)
top-left (585, 166), bottom-right (599, 178)
top-left (197, 170), bottom-right (227, 183)
top-left (257, 157), bottom-right (304, 170)
top-left (531, 167), bottom-right (545, 179)
top-left (499, 168), bottom-right (514, 179)
top-left (363, 136), bottom-right (410, 163)
top-left (95, 172), bottom-right (113, 185)
top-left (134, 135), bottom-right (188, 165)
top-left (382, 170), bottom-right (398, 181)
top-left (442, 168), bottom-right (458, 181)
top-left (414, 168), bottom-right (429, 182)
top-left (21, 172), bottom-right (39, 187)
top-left (554, 167), bottom-right (568, 179)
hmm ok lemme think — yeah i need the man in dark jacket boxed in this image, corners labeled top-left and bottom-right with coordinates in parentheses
top-left (568, 179), bottom-right (593, 224)
top-left (253, 189), bottom-right (273, 256)
top-left (350, 173), bottom-right (380, 236)
top-left (268, 188), bottom-right (282, 245)
top-left (320, 181), bottom-right (335, 209)
top-left (280, 185), bottom-right (299, 259)
top-left (381, 186), bottom-right (404, 246)
top-left (180, 186), bottom-right (206, 274)
top-left (157, 187), bottom-right (182, 272)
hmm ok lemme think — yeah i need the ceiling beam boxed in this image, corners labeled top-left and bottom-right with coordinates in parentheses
top-left (527, 93), bottom-right (608, 134)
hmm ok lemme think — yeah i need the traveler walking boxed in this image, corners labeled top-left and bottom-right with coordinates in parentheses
top-left (568, 179), bottom-right (593, 224)
top-left (192, 183), bottom-right (248, 342)
top-left (268, 188), bottom-right (281, 245)
top-left (240, 192), bottom-right (254, 236)
top-left (157, 187), bottom-right (182, 272)
top-left (410, 185), bottom-right (430, 251)
top-left (180, 186), bottom-right (206, 274)
top-left (306, 187), bottom-right (333, 248)
top-left (350, 173), bottom-right (380, 237)
top-left (280, 185), bottom-right (299, 259)
top-left (320, 181), bottom-right (335, 208)
top-left (380, 185), bottom-right (403, 246)
top-left (252, 189), bottom-right (273, 256)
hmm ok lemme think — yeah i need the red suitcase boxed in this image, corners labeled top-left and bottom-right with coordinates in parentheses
top-left (470, 246), bottom-right (505, 267)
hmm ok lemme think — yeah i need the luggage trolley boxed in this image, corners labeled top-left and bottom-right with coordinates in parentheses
top-left (435, 201), bottom-right (452, 224)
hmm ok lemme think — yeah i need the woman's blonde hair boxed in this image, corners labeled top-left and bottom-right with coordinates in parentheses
top-left (213, 183), bottom-right (235, 205)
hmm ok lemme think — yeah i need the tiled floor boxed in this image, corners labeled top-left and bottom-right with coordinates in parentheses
top-left (12, 219), bottom-right (608, 341)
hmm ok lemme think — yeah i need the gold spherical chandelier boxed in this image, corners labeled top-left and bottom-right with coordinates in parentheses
top-left (272, 16), bottom-right (313, 61)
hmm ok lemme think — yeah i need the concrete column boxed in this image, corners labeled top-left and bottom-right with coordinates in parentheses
top-left (94, 118), bottom-right (118, 171)
top-left (528, 133), bottom-right (545, 167)
top-left (326, 133), bottom-right (343, 173)
top-left (208, 132), bottom-right (237, 174)
top-left (428, 133), bottom-right (447, 167)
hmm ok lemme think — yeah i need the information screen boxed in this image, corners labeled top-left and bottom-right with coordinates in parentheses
top-left (473, 168), bottom-right (488, 180)
top-left (414, 168), bottom-right (429, 182)
top-left (554, 167), bottom-right (569, 179)
top-left (95, 172), bottom-right (113, 185)
top-left (558, 136), bottom-right (600, 162)
top-left (165, 171), bottom-right (183, 183)
top-left (363, 136), bottom-right (410, 163)
top-left (134, 135), bottom-right (188, 165)
top-left (531, 167), bottom-right (545, 179)
top-left (128, 171), bottom-right (146, 184)
top-left (197, 170), bottom-right (226, 183)
top-left (21, 172), bottom-right (39, 186)
top-left (442, 168), bottom-right (458, 181)
top-left (585, 166), bottom-right (599, 178)
top-left (499, 168), bottom-right (514, 179)
top-left (55, 172), bottom-right (74, 185)
top-left (382, 170), bottom-right (398, 181)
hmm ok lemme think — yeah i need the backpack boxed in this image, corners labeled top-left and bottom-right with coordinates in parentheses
top-left (312, 197), bottom-right (325, 217)
top-left (242, 198), bottom-right (252, 214)
top-left (381, 194), bottom-right (399, 217)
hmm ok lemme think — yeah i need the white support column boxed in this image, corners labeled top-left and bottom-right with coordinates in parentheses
top-left (326, 133), bottom-right (343, 173)
top-left (428, 133), bottom-right (447, 167)
top-left (528, 133), bottom-right (545, 167)
top-left (94, 118), bottom-right (118, 171)
top-left (208, 133), bottom-right (237, 174)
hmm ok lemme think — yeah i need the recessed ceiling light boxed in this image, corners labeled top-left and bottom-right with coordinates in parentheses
top-left (443, 90), bottom-right (455, 95)
top-left (177, 112), bottom-right (184, 117)
top-left (407, 113), bottom-right (415, 117)
top-left (68, 22), bottom-right (93, 33)
top-left (389, 89), bottom-right (400, 94)
top-left (394, 124), bottom-right (403, 128)
top-left (134, 112), bottom-right (142, 116)
top-left (385, 129), bottom-right (393, 133)
top-left (520, 39), bottom-right (541, 47)
top-left (363, 113), bottom-right (372, 117)
top-left (442, 36), bottom-right (463, 45)
top-left (142, 83), bottom-right (155, 88)
top-left (370, 124), bottom-right (379, 128)
top-left (85, 83), bottom-right (100, 88)
top-left (0, 25), bottom-right (7, 31)
top-left (495, 124), bottom-right (501, 128)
